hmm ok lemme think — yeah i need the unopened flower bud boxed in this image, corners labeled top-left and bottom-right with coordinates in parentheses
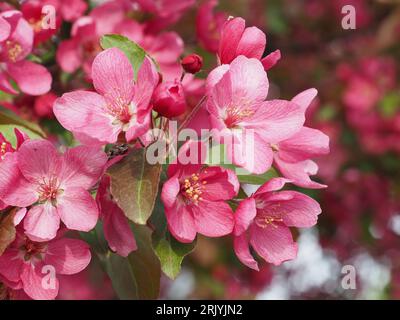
top-left (181, 54), bottom-right (203, 74)
top-left (152, 81), bottom-right (187, 118)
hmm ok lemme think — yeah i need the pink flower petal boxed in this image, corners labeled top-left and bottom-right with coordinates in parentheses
top-left (218, 17), bottom-right (245, 64)
top-left (234, 233), bottom-right (259, 270)
top-left (7, 60), bottom-right (52, 96)
top-left (54, 91), bottom-right (121, 145)
top-left (59, 146), bottom-right (107, 190)
top-left (92, 48), bottom-right (134, 104)
top-left (255, 177), bottom-right (290, 195)
top-left (0, 16), bottom-right (10, 41)
top-left (21, 263), bottom-right (59, 300)
top-left (250, 223), bottom-right (298, 266)
top-left (261, 49), bottom-right (281, 71)
top-left (17, 139), bottom-right (61, 183)
top-left (161, 175), bottom-right (181, 208)
top-left (291, 88), bottom-right (318, 111)
top-left (0, 153), bottom-right (38, 207)
top-left (236, 26), bottom-right (266, 60)
top-left (165, 203), bottom-right (197, 243)
top-left (45, 238), bottom-right (91, 275)
top-left (56, 39), bottom-right (82, 73)
top-left (277, 127), bottom-right (330, 163)
top-left (57, 187), bottom-right (99, 232)
top-left (200, 166), bottom-right (239, 201)
top-left (0, 249), bottom-right (23, 283)
top-left (234, 197), bottom-right (256, 236)
top-left (192, 200), bottom-right (234, 237)
top-left (24, 204), bottom-right (60, 242)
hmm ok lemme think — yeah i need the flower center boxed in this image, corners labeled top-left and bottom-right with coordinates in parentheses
top-left (37, 176), bottom-right (62, 205)
top-left (181, 173), bottom-right (207, 204)
top-left (106, 95), bottom-right (134, 128)
top-left (255, 203), bottom-right (283, 228)
top-left (224, 106), bottom-right (254, 128)
top-left (20, 238), bottom-right (47, 262)
top-left (6, 40), bottom-right (22, 63)
top-left (0, 142), bottom-right (7, 160)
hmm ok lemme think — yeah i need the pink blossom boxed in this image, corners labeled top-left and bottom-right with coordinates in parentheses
top-left (206, 55), bottom-right (305, 174)
top-left (218, 16), bottom-right (281, 71)
top-left (0, 10), bottom-right (52, 96)
top-left (34, 92), bottom-right (57, 119)
top-left (234, 178), bottom-right (321, 269)
top-left (0, 139), bottom-right (107, 241)
top-left (196, 0), bottom-right (227, 53)
top-left (0, 230), bottom-right (91, 300)
top-left (272, 89), bottom-right (330, 189)
top-left (96, 175), bottom-right (137, 257)
top-left (54, 48), bottom-right (159, 145)
top-left (161, 141), bottom-right (239, 243)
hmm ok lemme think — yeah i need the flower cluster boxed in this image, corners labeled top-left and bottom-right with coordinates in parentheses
top-left (0, 0), bottom-right (329, 300)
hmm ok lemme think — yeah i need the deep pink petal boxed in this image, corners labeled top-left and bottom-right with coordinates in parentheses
top-left (250, 223), bottom-right (298, 266)
top-left (261, 50), bottom-right (281, 71)
top-left (200, 167), bottom-right (239, 201)
top-left (191, 200), bottom-right (234, 237)
top-left (56, 39), bottom-right (81, 73)
top-left (165, 203), bottom-right (197, 243)
top-left (7, 61), bottom-right (52, 96)
top-left (45, 238), bottom-right (91, 275)
top-left (233, 197), bottom-right (256, 236)
top-left (218, 17), bottom-right (245, 64)
top-left (161, 175), bottom-right (181, 208)
top-left (255, 177), bottom-right (290, 195)
top-left (234, 233), bottom-right (259, 270)
top-left (0, 249), bottom-right (23, 283)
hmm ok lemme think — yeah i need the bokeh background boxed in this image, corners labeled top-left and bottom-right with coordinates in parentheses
top-left (1, 0), bottom-right (400, 300)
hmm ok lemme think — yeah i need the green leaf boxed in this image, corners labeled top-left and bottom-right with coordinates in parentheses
top-left (100, 34), bottom-right (146, 77)
top-left (0, 107), bottom-right (46, 141)
top-left (106, 147), bottom-right (162, 225)
top-left (102, 226), bottom-right (161, 299)
top-left (151, 198), bottom-right (196, 280)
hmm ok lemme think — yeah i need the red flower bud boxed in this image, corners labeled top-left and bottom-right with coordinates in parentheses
top-left (181, 54), bottom-right (203, 74)
top-left (152, 81), bottom-right (187, 118)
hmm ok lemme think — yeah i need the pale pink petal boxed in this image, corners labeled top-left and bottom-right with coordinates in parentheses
top-left (14, 207), bottom-right (27, 226)
top-left (17, 139), bottom-right (61, 183)
top-left (236, 26), bottom-right (266, 60)
top-left (165, 204), bottom-right (197, 243)
top-left (249, 100), bottom-right (305, 143)
top-left (59, 146), bottom-right (107, 190)
top-left (206, 64), bottom-right (229, 94)
top-left (57, 187), bottom-right (99, 232)
top-left (24, 204), bottom-right (60, 242)
top-left (0, 16), bottom-right (10, 41)
top-left (54, 91), bottom-right (120, 145)
top-left (21, 263), bottom-right (59, 300)
top-left (261, 49), bottom-right (281, 71)
top-left (56, 39), bottom-right (82, 73)
top-left (291, 88), bottom-right (318, 111)
top-left (191, 200), bottom-right (234, 237)
top-left (233, 197), bottom-right (256, 236)
top-left (45, 238), bottom-right (91, 275)
top-left (228, 55), bottom-right (269, 104)
top-left (277, 127), bottom-right (330, 163)
top-left (0, 153), bottom-right (38, 207)
top-left (234, 233), bottom-right (259, 270)
top-left (92, 48), bottom-right (134, 104)
top-left (218, 17), bottom-right (245, 64)
top-left (274, 158), bottom-right (327, 189)
top-left (7, 61), bottom-right (52, 96)
top-left (250, 223), bottom-right (298, 266)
